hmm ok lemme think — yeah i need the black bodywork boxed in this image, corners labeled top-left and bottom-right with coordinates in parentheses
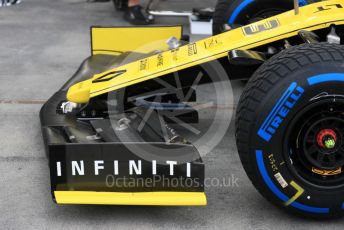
top-left (40, 53), bottom-right (206, 201)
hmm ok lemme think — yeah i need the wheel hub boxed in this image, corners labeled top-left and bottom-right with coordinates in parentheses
top-left (316, 128), bottom-right (337, 149)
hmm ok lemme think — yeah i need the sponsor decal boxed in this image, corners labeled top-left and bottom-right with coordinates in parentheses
top-left (258, 82), bottom-right (304, 142)
top-left (156, 54), bottom-right (164, 67)
top-left (55, 160), bottom-right (192, 177)
top-left (242, 19), bottom-right (280, 36)
top-left (274, 172), bottom-right (288, 189)
top-left (187, 43), bottom-right (198, 56)
top-left (139, 58), bottom-right (149, 71)
top-left (92, 70), bottom-right (127, 83)
top-left (314, 3), bottom-right (343, 13)
top-left (204, 37), bottom-right (222, 50)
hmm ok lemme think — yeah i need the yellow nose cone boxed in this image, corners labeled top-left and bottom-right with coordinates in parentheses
top-left (66, 80), bottom-right (92, 104)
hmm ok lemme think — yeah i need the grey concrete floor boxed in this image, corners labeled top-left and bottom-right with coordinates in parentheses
top-left (0, 0), bottom-right (343, 229)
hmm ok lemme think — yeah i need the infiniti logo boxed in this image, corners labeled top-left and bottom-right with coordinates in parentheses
top-left (56, 160), bottom-right (192, 177)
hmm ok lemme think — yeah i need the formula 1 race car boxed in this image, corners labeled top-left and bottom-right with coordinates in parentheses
top-left (41, 0), bottom-right (344, 218)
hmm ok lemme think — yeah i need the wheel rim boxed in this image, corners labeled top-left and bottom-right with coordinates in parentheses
top-left (284, 97), bottom-right (344, 188)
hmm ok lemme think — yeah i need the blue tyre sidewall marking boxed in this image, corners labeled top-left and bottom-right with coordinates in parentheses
top-left (256, 150), bottom-right (330, 213)
top-left (257, 82), bottom-right (304, 142)
top-left (308, 73), bottom-right (344, 85)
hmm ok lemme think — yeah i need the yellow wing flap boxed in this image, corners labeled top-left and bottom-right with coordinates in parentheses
top-left (91, 26), bottom-right (183, 55)
top-left (55, 191), bottom-right (207, 206)
top-left (68, 1), bottom-right (344, 103)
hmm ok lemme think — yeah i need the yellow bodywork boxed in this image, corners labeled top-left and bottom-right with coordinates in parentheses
top-left (67, 1), bottom-right (344, 104)
top-left (54, 191), bottom-right (207, 206)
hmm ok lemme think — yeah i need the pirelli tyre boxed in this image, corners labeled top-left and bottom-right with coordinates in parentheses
top-left (212, 0), bottom-right (295, 35)
top-left (236, 43), bottom-right (344, 218)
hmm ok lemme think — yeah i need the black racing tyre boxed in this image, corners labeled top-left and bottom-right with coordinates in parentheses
top-left (112, 0), bottom-right (128, 11)
top-left (236, 43), bottom-right (344, 218)
top-left (212, 0), bottom-right (317, 35)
